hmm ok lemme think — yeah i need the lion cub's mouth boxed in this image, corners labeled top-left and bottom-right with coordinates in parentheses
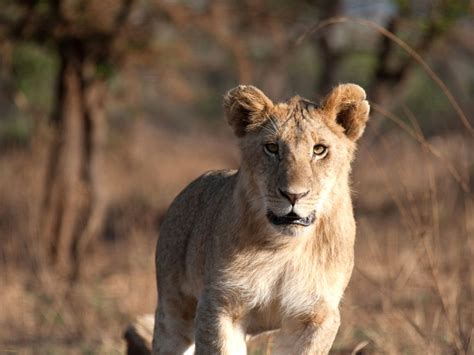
top-left (267, 210), bottom-right (316, 227)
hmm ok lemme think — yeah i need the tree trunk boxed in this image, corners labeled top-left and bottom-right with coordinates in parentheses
top-left (39, 42), bottom-right (107, 279)
top-left (70, 75), bottom-right (108, 280)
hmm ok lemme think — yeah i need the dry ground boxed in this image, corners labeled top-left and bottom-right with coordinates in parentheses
top-left (0, 120), bottom-right (472, 354)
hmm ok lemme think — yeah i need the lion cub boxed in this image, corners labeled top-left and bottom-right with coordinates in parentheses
top-left (152, 84), bottom-right (370, 354)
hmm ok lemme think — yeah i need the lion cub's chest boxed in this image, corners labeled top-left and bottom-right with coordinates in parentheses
top-left (227, 248), bottom-right (335, 323)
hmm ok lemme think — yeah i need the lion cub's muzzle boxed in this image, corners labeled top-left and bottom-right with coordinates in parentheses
top-left (266, 187), bottom-right (316, 228)
top-left (267, 210), bottom-right (316, 227)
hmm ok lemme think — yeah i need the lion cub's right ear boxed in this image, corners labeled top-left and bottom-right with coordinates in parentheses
top-left (224, 85), bottom-right (274, 137)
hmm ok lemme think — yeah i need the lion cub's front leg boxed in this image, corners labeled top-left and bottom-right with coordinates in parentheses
top-left (273, 305), bottom-right (341, 355)
top-left (194, 296), bottom-right (247, 355)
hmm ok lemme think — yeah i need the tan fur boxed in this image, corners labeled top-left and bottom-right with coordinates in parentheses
top-left (152, 84), bottom-right (370, 354)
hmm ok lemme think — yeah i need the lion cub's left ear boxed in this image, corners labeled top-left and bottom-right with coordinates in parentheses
top-left (322, 84), bottom-right (370, 141)
top-left (223, 85), bottom-right (274, 137)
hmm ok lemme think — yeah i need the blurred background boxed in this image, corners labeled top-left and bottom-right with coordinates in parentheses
top-left (0, 0), bottom-right (473, 353)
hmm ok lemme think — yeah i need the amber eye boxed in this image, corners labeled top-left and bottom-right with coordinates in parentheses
top-left (264, 143), bottom-right (279, 155)
top-left (313, 144), bottom-right (327, 157)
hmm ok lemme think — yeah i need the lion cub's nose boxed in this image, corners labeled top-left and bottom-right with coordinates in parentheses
top-left (278, 188), bottom-right (309, 205)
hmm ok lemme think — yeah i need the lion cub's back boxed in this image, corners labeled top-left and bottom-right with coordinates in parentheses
top-left (156, 169), bottom-right (238, 293)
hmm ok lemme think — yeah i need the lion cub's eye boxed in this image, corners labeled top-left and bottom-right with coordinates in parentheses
top-left (264, 143), bottom-right (279, 156)
top-left (313, 144), bottom-right (328, 157)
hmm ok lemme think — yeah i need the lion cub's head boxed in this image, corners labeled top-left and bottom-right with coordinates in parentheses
top-left (224, 84), bottom-right (370, 237)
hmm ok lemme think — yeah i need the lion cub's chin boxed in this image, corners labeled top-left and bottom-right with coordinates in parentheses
top-left (271, 222), bottom-right (316, 238)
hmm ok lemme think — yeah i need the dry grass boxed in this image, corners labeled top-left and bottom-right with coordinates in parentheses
top-left (0, 118), bottom-right (472, 354)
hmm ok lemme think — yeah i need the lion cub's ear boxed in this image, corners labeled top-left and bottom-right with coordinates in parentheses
top-left (224, 85), bottom-right (274, 137)
top-left (322, 84), bottom-right (370, 141)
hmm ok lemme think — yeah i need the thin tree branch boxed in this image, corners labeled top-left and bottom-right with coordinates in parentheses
top-left (297, 16), bottom-right (473, 137)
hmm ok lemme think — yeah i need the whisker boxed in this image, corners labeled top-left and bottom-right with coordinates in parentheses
top-left (246, 195), bottom-right (270, 204)
top-left (269, 116), bottom-right (280, 133)
top-left (297, 202), bottom-right (317, 207)
top-left (261, 125), bottom-right (277, 137)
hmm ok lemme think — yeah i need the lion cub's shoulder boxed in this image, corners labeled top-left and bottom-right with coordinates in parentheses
top-left (173, 168), bottom-right (237, 198)
top-left (185, 169), bottom-right (238, 198)
top-left (163, 169), bottom-right (237, 223)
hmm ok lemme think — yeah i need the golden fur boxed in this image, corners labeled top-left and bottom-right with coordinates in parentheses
top-left (151, 84), bottom-right (370, 354)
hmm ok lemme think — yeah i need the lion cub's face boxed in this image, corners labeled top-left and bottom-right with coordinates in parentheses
top-left (224, 84), bottom-right (370, 237)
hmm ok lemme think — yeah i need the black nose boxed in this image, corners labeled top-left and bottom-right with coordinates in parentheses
top-left (278, 188), bottom-right (309, 205)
